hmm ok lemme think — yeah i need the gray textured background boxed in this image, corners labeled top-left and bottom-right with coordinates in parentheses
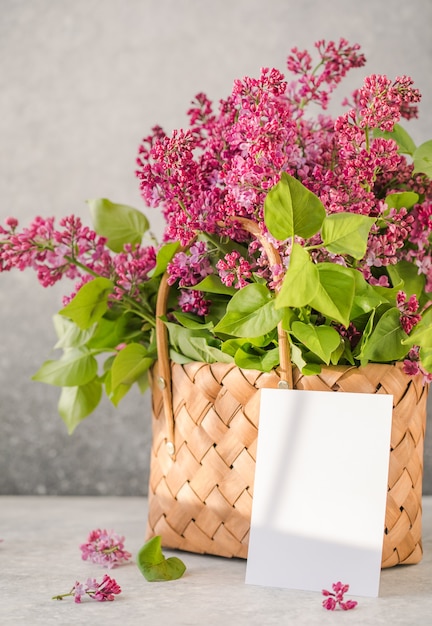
top-left (1, 0), bottom-right (431, 496)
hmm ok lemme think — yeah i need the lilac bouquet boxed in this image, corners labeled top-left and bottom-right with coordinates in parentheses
top-left (1, 39), bottom-right (432, 432)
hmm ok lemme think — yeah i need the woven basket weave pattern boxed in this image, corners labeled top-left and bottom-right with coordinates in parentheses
top-left (146, 361), bottom-right (427, 567)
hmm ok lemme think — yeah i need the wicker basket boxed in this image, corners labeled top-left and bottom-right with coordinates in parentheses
top-left (146, 221), bottom-right (428, 568)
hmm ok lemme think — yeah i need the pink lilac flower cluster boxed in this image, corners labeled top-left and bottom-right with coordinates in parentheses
top-left (395, 287), bottom-right (432, 394)
top-left (403, 345), bottom-right (432, 383)
top-left (53, 574), bottom-right (121, 603)
top-left (322, 581), bottom-right (358, 611)
top-left (166, 241), bottom-right (213, 287)
top-left (136, 40), bottom-right (367, 245)
top-left (166, 241), bottom-right (214, 315)
top-left (216, 250), bottom-right (253, 289)
top-left (0, 215), bottom-right (157, 312)
top-left (396, 290), bottom-right (422, 334)
top-left (136, 38), bottom-right (431, 301)
top-left (286, 39), bottom-right (366, 110)
top-left (0, 215), bottom-right (110, 287)
top-left (80, 528), bottom-right (132, 568)
top-left (177, 289), bottom-right (210, 317)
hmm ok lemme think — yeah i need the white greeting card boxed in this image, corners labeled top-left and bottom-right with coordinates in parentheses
top-left (245, 388), bottom-right (393, 597)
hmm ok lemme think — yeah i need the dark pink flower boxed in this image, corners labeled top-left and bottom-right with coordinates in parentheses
top-left (322, 596), bottom-right (337, 610)
top-left (322, 581), bottom-right (357, 611)
top-left (88, 574), bottom-right (122, 602)
top-left (53, 575), bottom-right (121, 603)
top-left (396, 290), bottom-right (421, 334)
top-left (178, 289), bottom-right (210, 316)
top-left (216, 250), bottom-right (253, 289)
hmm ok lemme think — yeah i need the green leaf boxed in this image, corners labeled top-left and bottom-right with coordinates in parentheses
top-left (384, 191), bottom-right (419, 211)
top-left (137, 370), bottom-right (150, 394)
top-left (321, 213), bottom-right (375, 259)
top-left (373, 123), bottom-right (417, 155)
top-left (291, 322), bottom-right (341, 364)
top-left (402, 307), bottom-right (432, 349)
top-left (221, 338), bottom-right (244, 357)
top-left (276, 243), bottom-right (319, 308)
top-left (214, 283), bottom-right (282, 337)
top-left (358, 307), bottom-right (409, 361)
top-left (419, 347), bottom-right (432, 373)
top-left (234, 345), bottom-right (280, 371)
top-left (387, 260), bottom-right (425, 300)
top-left (164, 322), bottom-right (232, 363)
top-left (53, 314), bottom-right (96, 349)
top-left (301, 362), bottom-right (323, 375)
top-left (289, 343), bottom-right (322, 374)
top-left (59, 277), bottom-right (114, 330)
top-left (86, 316), bottom-right (127, 350)
top-left (150, 241), bottom-right (180, 277)
top-left (264, 172), bottom-right (325, 240)
top-left (104, 369), bottom-right (133, 406)
top-left (221, 334), bottom-right (276, 356)
top-left (110, 343), bottom-right (154, 390)
top-left (289, 343), bottom-right (308, 372)
top-left (189, 337), bottom-right (233, 363)
top-left (32, 348), bottom-right (98, 386)
top-left (137, 536), bottom-right (186, 582)
top-left (351, 271), bottom-right (388, 318)
top-left (169, 349), bottom-right (194, 364)
top-left (58, 380), bottom-right (103, 434)
top-left (330, 338), bottom-right (346, 365)
top-left (191, 274), bottom-right (237, 296)
top-left (88, 198), bottom-right (149, 252)
top-left (309, 263), bottom-right (355, 326)
top-left (372, 280), bottom-right (403, 302)
top-left (413, 140), bottom-right (432, 177)
top-left (172, 311), bottom-right (214, 330)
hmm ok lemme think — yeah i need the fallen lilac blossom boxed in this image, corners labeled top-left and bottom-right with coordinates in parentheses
top-left (322, 581), bottom-right (358, 611)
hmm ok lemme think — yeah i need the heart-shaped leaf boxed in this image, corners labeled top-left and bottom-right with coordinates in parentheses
top-left (214, 283), bottom-right (282, 337)
top-left (59, 277), bottom-right (114, 330)
top-left (357, 307), bottom-right (409, 361)
top-left (309, 263), bottom-right (356, 327)
top-left (58, 380), bottom-right (103, 434)
top-left (276, 243), bottom-right (319, 308)
top-left (88, 198), bottom-right (149, 252)
top-left (110, 343), bottom-right (154, 390)
top-left (321, 213), bottom-right (375, 259)
top-left (234, 345), bottom-right (280, 371)
top-left (291, 322), bottom-right (341, 364)
top-left (137, 536), bottom-right (186, 582)
top-left (264, 172), bottom-right (325, 240)
top-left (384, 191), bottom-right (419, 211)
top-left (32, 348), bottom-right (98, 386)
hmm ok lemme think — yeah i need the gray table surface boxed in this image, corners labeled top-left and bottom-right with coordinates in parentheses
top-left (1, 496), bottom-right (431, 625)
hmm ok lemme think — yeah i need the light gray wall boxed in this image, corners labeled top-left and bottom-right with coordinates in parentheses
top-left (1, 0), bottom-right (431, 495)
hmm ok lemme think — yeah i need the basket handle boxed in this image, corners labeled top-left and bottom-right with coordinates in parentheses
top-left (155, 217), bottom-right (293, 458)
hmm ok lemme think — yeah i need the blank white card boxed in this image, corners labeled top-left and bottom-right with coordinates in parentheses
top-left (245, 388), bottom-right (393, 597)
